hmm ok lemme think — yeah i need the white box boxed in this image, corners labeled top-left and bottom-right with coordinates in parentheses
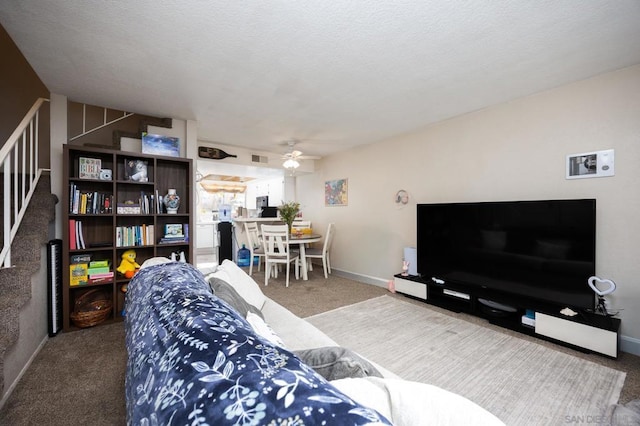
top-left (521, 315), bottom-right (536, 327)
top-left (403, 247), bottom-right (417, 276)
top-left (394, 277), bottom-right (427, 300)
top-left (535, 312), bottom-right (618, 357)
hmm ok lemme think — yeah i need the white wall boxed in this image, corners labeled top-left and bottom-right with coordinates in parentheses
top-left (246, 177), bottom-right (285, 209)
top-left (297, 65), bottom-right (640, 348)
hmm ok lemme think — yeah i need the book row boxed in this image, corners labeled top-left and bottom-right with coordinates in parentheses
top-left (69, 183), bottom-right (113, 215)
top-left (116, 224), bottom-right (155, 247)
top-left (68, 219), bottom-right (86, 249)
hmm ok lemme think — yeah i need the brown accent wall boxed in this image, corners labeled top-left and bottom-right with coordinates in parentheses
top-left (67, 100), bottom-right (172, 149)
top-left (67, 101), bottom-right (146, 148)
top-left (0, 23), bottom-right (50, 167)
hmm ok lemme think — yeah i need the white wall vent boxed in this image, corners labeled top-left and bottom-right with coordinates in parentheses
top-left (251, 154), bottom-right (269, 164)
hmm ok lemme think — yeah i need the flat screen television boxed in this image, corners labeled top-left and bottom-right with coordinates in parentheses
top-left (417, 199), bottom-right (596, 310)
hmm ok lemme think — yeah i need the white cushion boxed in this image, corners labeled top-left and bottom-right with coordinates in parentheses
top-left (214, 259), bottom-right (267, 310)
top-left (331, 377), bottom-right (505, 426)
top-left (246, 312), bottom-right (286, 348)
top-left (139, 256), bottom-right (172, 269)
top-left (197, 261), bottom-right (219, 276)
top-left (261, 298), bottom-right (338, 350)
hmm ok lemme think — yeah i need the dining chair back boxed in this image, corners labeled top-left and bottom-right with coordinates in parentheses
top-left (292, 220), bottom-right (311, 229)
top-left (261, 224), bottom-right (300, 287)
top-left (304, 223), bottom-right (335, 278)
top-left (244, 222), bottom-right (265, 276)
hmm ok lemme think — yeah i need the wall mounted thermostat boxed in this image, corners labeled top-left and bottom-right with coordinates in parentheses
top-left (566, 149), bottom-right (614, 179)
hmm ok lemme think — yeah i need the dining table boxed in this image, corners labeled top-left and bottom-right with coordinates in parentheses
top-left (289, 233), bottom-right (322, 280)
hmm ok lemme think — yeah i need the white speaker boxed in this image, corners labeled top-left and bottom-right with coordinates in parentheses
top-left (403, 247), bottom-right (417, 276)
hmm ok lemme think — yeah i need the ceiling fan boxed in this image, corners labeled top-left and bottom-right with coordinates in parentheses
top-left (281, 140), bottom-right (321, 170)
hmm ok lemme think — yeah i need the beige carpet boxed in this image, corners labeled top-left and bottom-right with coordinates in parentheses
top-left (307, 295), bottom-right (627, 426)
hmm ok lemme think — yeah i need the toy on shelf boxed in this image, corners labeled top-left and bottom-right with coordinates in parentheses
top-left (117, 249), bottom-right (141, 279)
top-left (401, 260), bottom-right (410, 276)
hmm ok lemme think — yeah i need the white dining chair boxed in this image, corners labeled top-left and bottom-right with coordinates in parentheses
top-left (261, 224), bottom-right (300, 287)
top-left (244, 222), bottom-right (266, 276)
top-left (291, 220), bottom-right (311, 229)
top-left (304, 223), bottom-right (335, 279)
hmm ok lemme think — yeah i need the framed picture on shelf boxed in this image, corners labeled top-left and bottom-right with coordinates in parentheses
top-left (79, 157), bottom-right (101, 179)
top-left (142, 133), bottom-right (180, 157)
top-left (164, 223), bottom-right (184, 237)
top-left (124, 158), bottom-right (149, 182)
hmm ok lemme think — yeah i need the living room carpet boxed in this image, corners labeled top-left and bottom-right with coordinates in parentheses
top-left (306, 295), bottom-right (626, 426)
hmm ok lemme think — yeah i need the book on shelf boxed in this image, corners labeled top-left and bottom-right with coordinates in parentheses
top-left (87, 276), bottom-right (113, 285)
top-left (155, 189), bottom-right (161, 214)
top-left (69, 219), bottom-right (76, 250)
top-left (70, 253), bottom-right (92, 264)
top-left (159, 236), bottom-right (186, 244)
top-left (87, 271), bottom-right (114, 285)
top-left (89, 271), bottom-right (114, 278)
top-left (69, 263), bottom-right (89, 286)
top-left (89, 259), bottom-right (110, 268)
top-left (76, 220), bottom-right (86, 249)
top-left (87, 266), bottom-right (110, 275)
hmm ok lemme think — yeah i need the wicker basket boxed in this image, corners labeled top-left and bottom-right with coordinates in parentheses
top-left (70, 289), bottom-right (113, 328)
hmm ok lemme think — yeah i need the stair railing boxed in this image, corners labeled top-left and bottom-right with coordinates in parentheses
top-left (0, 97), bottom-right (50, 268)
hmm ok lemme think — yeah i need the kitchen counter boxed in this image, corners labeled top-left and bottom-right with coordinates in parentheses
top-left (232, 217), bottom-right (284, 222)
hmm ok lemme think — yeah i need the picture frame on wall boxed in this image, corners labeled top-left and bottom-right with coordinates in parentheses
top-left (325, 178), bottom-right (348, 206)
top-left (142, 133), bottom-right (180, 157)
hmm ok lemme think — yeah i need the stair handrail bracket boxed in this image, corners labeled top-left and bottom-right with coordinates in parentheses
top-left (1, 97), bottom-right (50, 268)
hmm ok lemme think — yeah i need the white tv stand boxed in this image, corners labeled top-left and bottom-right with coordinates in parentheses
top-left (394, 275), bottom-right (620, 358)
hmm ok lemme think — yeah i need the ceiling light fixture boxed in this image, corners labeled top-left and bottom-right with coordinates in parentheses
top-left (283, 158), bottom-right (300, 169)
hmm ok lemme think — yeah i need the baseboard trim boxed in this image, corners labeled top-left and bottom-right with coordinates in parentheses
top-left (0, 335), bottom-right (48, 410)
top-left (332, 268), bottom-right (388, 288)
top-left (620, 335), bottom-right (640, 356)
top-left (334, 268), bottom-right (640, 357)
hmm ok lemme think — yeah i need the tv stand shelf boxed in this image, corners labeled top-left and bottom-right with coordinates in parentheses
top-left (393, 274), bottom-right (620, 358)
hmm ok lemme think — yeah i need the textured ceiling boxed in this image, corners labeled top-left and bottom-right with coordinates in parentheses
top-left (1, 1), bottom-right (639, 158)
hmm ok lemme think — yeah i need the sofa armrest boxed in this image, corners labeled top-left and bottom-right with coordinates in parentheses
top-left (261, 298), bottom-right (338, 350)
top-left (261, 298), bottom-right (399, 379)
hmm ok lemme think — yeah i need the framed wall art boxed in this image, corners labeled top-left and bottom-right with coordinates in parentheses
top-left (325, 178), bottom-right (348, 206)
top-left (142, 133), bottom-right (180, 157)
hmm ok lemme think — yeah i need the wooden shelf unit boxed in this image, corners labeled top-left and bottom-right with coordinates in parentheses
top-left (62, 144), bottom-right (193, 331)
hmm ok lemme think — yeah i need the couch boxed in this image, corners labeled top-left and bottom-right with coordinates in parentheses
top-left (125, 258), bottom-right (504, 425)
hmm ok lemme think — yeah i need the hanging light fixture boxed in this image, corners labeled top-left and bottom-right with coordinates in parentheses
top-left (283, 158), bottom-right (300, 169)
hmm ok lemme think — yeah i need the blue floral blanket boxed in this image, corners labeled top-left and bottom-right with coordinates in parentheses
top-left (125, 262), bottom-right (391, 425)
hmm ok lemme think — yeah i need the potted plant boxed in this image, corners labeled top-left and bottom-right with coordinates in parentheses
top-left (278, 201), bottom-right (300, 233)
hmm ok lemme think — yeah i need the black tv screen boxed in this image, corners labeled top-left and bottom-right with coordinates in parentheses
top-left (417, 199), bottom-right (596, 309)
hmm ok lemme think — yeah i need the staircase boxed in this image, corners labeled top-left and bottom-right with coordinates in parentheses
top-left (0, 98), bottom-right (56, 396)
top-left (0, 175), bottom-right (57, 394)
